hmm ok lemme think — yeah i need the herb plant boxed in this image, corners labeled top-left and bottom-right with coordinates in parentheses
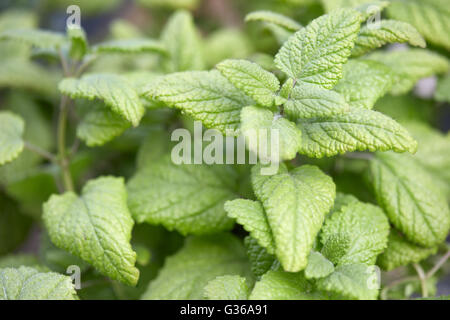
top-left (0, 0), bottom-right (449, 300)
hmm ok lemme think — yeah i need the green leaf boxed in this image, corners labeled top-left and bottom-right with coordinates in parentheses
top-left (147, 70), bottom-right (253, 134)
top-left (320, 201), bottom-right (390, 265)
top-left (0, 111), bottom-right (25, 166)
top-left (93, 38), bottom-right (166, 55)
top-left (329, 192), bottom-right (359, 216)
top-left (298, 109), bottom-right (418, 158)
top-left (161, 10), bottom-right (204, 72)
top-left (244, 237), bottom-right (279, 279)
top-left (251, 164), bottom-right (336, 272)
top-left (59, 73), bottom-right (145, 127)
top-left (0, 267), bottom-right (78, 300)
top-left (249, 270), bottom-right (319, 300)
top-left (127, 156), bottom-right (238, 235)
top-left (67, 25), bottom-right (88, 60)
top-left (274, 9), bottom-right (362, 89)
top-left (333, 59), bottom-right (395, 109)
top-left (304, 251), bottom-right (335, 280)
top-left (368, 152), bottom-right (450, 247)
top-left (0, 28), bottom-right (66, 49)
top-left (43, 176), bottom-right (139, 286)
top-left (321, 0), bottom-right (384, 12)
top-left (240, 106), bottom-right (302, 161)
top-left (377, 231), bottom-right (437, 271)
top-left (76, 100), bottom-right (131, 147)
top-left (245, 10), bottom-right (302, 32)
top-left (386, 0), bottom-right (450, 50)
top-left (317, 264), bottom-right (379, 300)
top-left (225, 199), bottom-right (275, 254)
top-left (204, 275), bottom-right (249, 300)
top-left (284, 84), bottom-right (349, 119)
top-left (216, 59), bottom-right (283, 107)
top-left (0, 254), bottom-right (43, 270)
top-left (436, 74), bottom-right (450, 103)
top-left (142, 234), bottom-right (251, 299)
top-left (352, 20), bottom-right (425, 57)
top-left (366, 49), bottom-right (449, 95)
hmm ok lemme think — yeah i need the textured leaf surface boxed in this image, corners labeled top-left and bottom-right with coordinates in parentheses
top-left (77, 101), bottom-right (130, 147)
top-left (304, 251), bottom-right (334, 280)
top-left (377, 231), bottom-right (437, 271)
top-left (352, 20), bottom-right (425, 57)
top-left (317, 264), bottom-right (379, 300)
top-left (93, 38), bottom-right (166, 54)
top-left (0, 267), bottom-right (77, 300)
top-left (285, 84), bottom-right (349, 119)
top-left (43, 176), bottom-right (139, 286)
top-left (245, 10), bottom-right (302, 32)
top-left (0, 112), bottom-right (24, 166)
top-left (369, 152), bottom-right (450, 247)
top-left (320, 201), bottom-right (390, 265)
top-left (367, 49), bottom-right (449, 95)
top-left (333, 59), bottom-right (394, 109)
top-left (204, 275), bottom-right (249, 300)
top-left (240, 106), bottom-right (302, 161)
top-left (161, 10), bottom-right (204, 72)
top-left (217, 59), bottom-right (282, 107)
top-left (251, 164), bottom-right (336, 272)
top-left (274, 9), bottom-right (362, 89)
top-left (67, 26), bottom-right (88, 59)
top-left (59, 74), bottom-right (144, 126)
top-left (127, 156), bottom-right (237, 235)
top-left (387, 0), bottom-right (450, 50)
top-left (249, 271), bottom-right (319, 300)
top-left (244, 237), bottom-right (279, 278)
top-left (142, 234), bottom-right (251, 299)
top-left (0, 28), bottom-right (66, 49)
top-left (147, 70), bottom-right (253, 134)
top-left (298, 109), bottom-right (418, 158)
top-left (225, 199), bottom-right (275, 254)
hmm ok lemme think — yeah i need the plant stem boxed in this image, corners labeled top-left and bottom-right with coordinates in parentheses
top-left (426, 249), bottom-right (450, 279)
top-left (57, 95), bottom-right (74, 192)
top-left (413, 263), bottom-right (428, 298)
top-left (380, 276), bottom-right (418, 300)
top-left (24, 141), bottom-right (56, 162)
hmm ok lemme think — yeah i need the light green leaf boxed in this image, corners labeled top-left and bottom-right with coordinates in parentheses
top-left (386, 0), bottom-right (450, 50)
top-left (352, 20), bottom-right (425, 57)
top-left (317, 264), bottom-right (379, 300)
top-left (204, 275), bottom-right (249, 300)
top-left (76, 100), bottom-right (130, 147)
top-left (216, 59), bottom-right (283, 107)
top-left (0, 28), bottom-right (66, 49)
top-left (436, 74), bottom-right (450, 103)
top-left (304, 251), bottom-right (335, 280)
top-left (161, 10), bottom-right (204, 72)
top-left (59, 73), bottom-right (144, 126)
top-left (366, 49), bottom-right (449, 95)
top-left (67, 25), bottom-right (88, 60)
top-left (368, 152), bottom-right (450, 247)
top-left (0, 111), bottom-right (25, 166)
top-left (244, 237), bottom-right (279, 279)
top-left (377, 231), bottom-right (437, 271)
top-left (225, 199), bottom-right (275, 254)
top-left (320, 201), bottom-right (390, 265)
top-left (142, 234), bottom-right (251, 299)
top-left (321, 0), bottom-right (383, 12)
top-left (333, 59), bottom-right (395, 109)
top-left (249, 271), bottom-right (319, 300)
top-left (284, 84), bottom-right (349, 119)
top-left (245, 10), bottom-right (302, 32)
top-left (240, 106), bottom-right (302, 161)
top-left (0, 267), bottom-right (78, 300)
top-left (93, 38), bottom-right (166, 55)
top-left (43, 176), bottom-right (139, 286)
top-left (0, 254), bottom-right (43, 270)
top-left (274, 9), bottom-right (362, 89)
top-left (251, 164), bottom-right (336, 272)
top-left (329, 192), bottom-right (359, 216)
top-left (127, 156), bottom-right (238, 235)
top-left (298, 109), bottom-right (418, 158)
top-left (147, 70), bottom-right (253, 134)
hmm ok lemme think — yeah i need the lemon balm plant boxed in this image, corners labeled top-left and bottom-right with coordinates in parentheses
top-left (0, 0), bottom-right (449, 300)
